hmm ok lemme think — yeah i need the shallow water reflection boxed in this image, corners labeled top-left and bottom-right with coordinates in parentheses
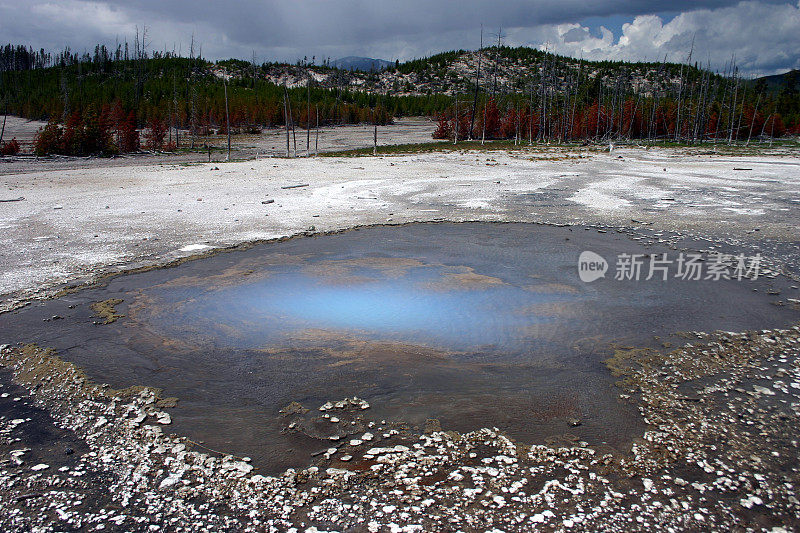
top-left (145, 258), bottom-right (573, 354)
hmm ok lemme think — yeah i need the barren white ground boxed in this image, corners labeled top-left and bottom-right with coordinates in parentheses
top-left (1, 142), bottom-right (799, 310)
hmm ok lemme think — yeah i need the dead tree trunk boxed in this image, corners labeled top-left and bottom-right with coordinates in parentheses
top-left (224, 77), bottom-right (231, 161)
top-left (251, 50), bottom-right (257, 89)
top-left (173, 72), bottom-right (179, 147)
top-left (540, 51), bottom-right (548, 142)
top-left (528, 79), bottom-right (534, 145)
top-left (769, 106), bottom-right (777, 148)
top-left (735, 88), bottom-right (746, 142)
top-left (306, 76), bottom-right (311, 155)
top-left (290, 101), bottom-right (297, 156)
top-left (454, 92), bottom-right (459, 145)
top-left (481, 94), bottom-right (487, 145)
top-left (675, 36), bottom-right (694, 142)
top-left (283, 85), bottom-right (290, 156)
top-left (675, 62), bottom-right (685, 141)
top-left (189, 35), bottom-right (197, 149)
top-left (469, 26), bottom-right (483, 140)
top-left (491, 27), bottom-right (502, 96)
top-left (728, 67), bottom-right (739, 144)
top-left (61, 75), bottom-right (69, 121)
top-left (0, 76), bottom-right (7, 146)
top-left (0, 100), bottom-right (7, 146)
top-left (373, 104), bottom-right (378, 155)
top-left (569, 61), bottom-right (582, 141)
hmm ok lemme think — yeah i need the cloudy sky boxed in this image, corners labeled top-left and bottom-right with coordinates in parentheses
top-left (1, 0), bottom-right (798, 76)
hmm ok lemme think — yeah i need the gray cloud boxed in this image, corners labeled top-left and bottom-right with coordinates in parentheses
top-left (0, 0), bottom-right (797, 75)
top-left (562, 27), bottom-right (591, 43)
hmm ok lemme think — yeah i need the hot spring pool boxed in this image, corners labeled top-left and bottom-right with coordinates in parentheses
top-left (2, 223), bottom-right (797, 473)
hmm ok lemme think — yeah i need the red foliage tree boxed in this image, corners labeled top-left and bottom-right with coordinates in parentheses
top-left (432, 113), bottom-right (453, 139)
top-left (706, 111), bottom-right (719, 138)
top-left (119, 111), bottom-right (140, 153)
top-left (771, 114), bottom-right (786, 137)
top-left (584, 101), bottom-right (600, 138)
top-left (145, 114), bottom-right (167, 151)
top-left (0, 138), bottom-right (20, 155)
top-left (81, 105), bottom-right (112, 154)
top-left (61, 111), bottom-right (84, 155)
top-left (34, 122), bottom-right (62, 155)
top-left (499, 107), bottom-right (519, 139)
top-left (480, 98), bottom-right (500, 139)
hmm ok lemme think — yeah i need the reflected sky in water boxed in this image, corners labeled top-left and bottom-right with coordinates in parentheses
top-left (151, 262), bottom-right (571, 353)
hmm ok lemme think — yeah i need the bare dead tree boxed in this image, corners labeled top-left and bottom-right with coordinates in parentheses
top-left (694, 60), bottom-right (712, 142)
top-left (569, 59), bottom-right (583, 141)
top-left (134, 26), bottom-right (149, 110)
top-left (334, 77), bottom-right (341, 125)
top-left (758, 103), bottom-right (777, 141)
top-left (648, 55), bottom-right (666, 141)
top-left (716, 57), bottom-right (731, 141)
top-left (538, 49), bottom-right (547, 142)
top-left (283, 84), bottom-right (290, 157)
top-left (373, 92), bottom-right (380, 155)
top-left (290, 98), bottom-right (297, 156)
top-left (306, 74), bottom-right (311, 155)
top-left (674, 66), bottom-right (684, 140)
top-left (134, 26), bottom-right (140, 108)
top-left (481, 92), bottom-right (487, 145)
top-left (728, 64), bottom-right (739, 144)
top-left (596, 80), bottom-right (602, 140)
top-left (454, 92), bottom-right (459, 145)
top-left (675, 35), bottom-right (694, 142)
top-left (769, 104), bottom-right (778, 147)
top-left (541, 45), bottom-right (556, 142)
top-left (251, 50), bottom-right (257, 89)
top-left (491, 27), bottom-right (504, 97)
top-left (469, 25), bottom-right (483, 140)
top-left (609, 70), bottom-right (619, 139)
top-left (61, 74), bottom-right (69, 121)
top-left (528, 78), bottom-right (534, 145)
top-left (735, 84), bottom-right (747, 144)
top-left (173, 72), bottom-right (179, 147)
top-left (626, 79), bottom-right (642, 140)
top-left (0, 99), bottom-right (6, 146)
top-left (187, 34), bottom-right (199, 149)
top-left (224, 76), bottom-right (231, 161)
top-left (562, 64), bottom-right (573, 141)
top-left (315, 103), bottom-right (319, 156)
top-left (746, 90), bottom-right (762, 146)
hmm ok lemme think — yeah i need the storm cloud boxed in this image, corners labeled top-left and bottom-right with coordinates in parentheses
top-left (0, 0), bottom-right (797, 75)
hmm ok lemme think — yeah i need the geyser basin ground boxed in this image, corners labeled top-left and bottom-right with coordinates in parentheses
top-left (1, 222), bottom-right (797, 474)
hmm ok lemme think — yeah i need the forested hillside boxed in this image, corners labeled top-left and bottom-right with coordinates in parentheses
top-left (1, 42), bottom-right (798, 156)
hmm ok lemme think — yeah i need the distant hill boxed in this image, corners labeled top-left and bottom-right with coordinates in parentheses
top-left (754, 69), bottom-right (799, 93)
top-left (331, 56), bottom-right (393, 72)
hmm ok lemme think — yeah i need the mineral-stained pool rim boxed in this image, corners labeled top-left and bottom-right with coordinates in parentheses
top-left (1, 222), bottom-right (798, 474)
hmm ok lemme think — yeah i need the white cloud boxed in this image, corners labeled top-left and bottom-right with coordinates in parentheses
top-left (533, 1), bottom-right (800, 75)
